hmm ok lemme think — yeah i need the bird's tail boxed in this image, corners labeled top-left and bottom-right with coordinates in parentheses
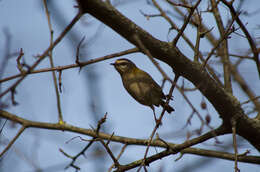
top-left (160, 101), bottom-right (174, 113)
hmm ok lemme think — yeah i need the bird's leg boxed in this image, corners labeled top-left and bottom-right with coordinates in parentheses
top-left (152, 107), bottom-right (157, 121)
top-left (151, 106), bottom-right (162, 126)
top-left (166, 94), bottom-right (173, 100)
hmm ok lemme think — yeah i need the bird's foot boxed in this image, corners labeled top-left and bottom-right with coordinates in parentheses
top-left (166, 94), bottom-right (173, 100)
top-left (155, 119), bottom-right (162, 126)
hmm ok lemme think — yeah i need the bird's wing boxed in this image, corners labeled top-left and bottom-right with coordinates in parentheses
top-left (140, 72), bottom-right (166, 99)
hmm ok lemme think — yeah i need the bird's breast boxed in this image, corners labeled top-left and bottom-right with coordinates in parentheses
top-left (128, 82), bottom-right (150, 96)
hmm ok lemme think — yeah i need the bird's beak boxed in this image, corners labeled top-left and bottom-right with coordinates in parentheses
top-left (110, 63), bottom-right (116, 66)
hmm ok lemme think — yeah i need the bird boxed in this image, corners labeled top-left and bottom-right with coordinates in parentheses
top-left (110, 58), bottom-right (174, 122)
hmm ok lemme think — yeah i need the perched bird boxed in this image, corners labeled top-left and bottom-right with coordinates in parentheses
top-left (110, 58), bottom-right (174, 121)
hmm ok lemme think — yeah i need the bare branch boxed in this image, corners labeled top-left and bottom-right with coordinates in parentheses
top-left (0, 48), bottom-right (139, 83)
top-left (1, 110), bottom-right (259, 165)
top-left (43, 0), bottom-right (64, 123)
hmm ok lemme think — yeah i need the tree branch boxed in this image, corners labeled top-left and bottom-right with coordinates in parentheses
top-left (1, 110), bottom-right (259, 165)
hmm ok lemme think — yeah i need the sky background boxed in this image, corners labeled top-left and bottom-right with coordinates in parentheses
top-left (0, 0), bottom-right (260, 172)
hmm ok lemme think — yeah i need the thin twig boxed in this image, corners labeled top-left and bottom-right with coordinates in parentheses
top-left (0, 119), bottom-right (8, 134)
top-left (210, 0), bottom-right (232, 93)
top-left (0, 12), bottom-right (82, 98)
top-left (194, 10), bottom-right (202, 62)
top-left (165, 0), bottom-right (192, 9)
top-left (211, 52), bottom-right (253, 60)
top-left (99, 140), bottom-right (120, 167)
top-left (228, 62), bottom-right (260, 118)
top-left (0, 28), bottom-right (13, 108)
top-left (75, 36), bottom-right (86, 73)
top-left (108, 144), bottom-right (128, 172)
top-left (231, 118), bottom-right (239, 172)
top-left (133, 34), bottom-right (172, 82)
top-left (0, 48), bottom-right (139, 83)
top-left (172, 0), bottom-right (202, 45)
top-left (165, 0), bottom-right (223, 86)
top-left (221, 0), bottom-right (260, 78)
top-left (116, 125), bottom-right (227, 171)
top-left (203, 12), bottom-right (239, 67)
top-left (43, 0), bottom-right (64, 123)
top-left (0, 126), bottom-right (26, 157)
top-left (16, 48), bottom-right (26, 74)
top-left (62, 114), bottom-right (107, 170)
top-left (241, 96), bottom-right (260, 105)
top-left (137, 74), bottom-right (179, 171)
top-left (177, 85), bottom-right (204, 128)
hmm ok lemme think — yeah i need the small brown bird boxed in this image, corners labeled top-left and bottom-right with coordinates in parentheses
top-left (111, 58), bottom-right (174, 121)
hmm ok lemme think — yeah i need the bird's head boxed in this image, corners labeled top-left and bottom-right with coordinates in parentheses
top-left (110, 58), bottom-right (137, 74)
